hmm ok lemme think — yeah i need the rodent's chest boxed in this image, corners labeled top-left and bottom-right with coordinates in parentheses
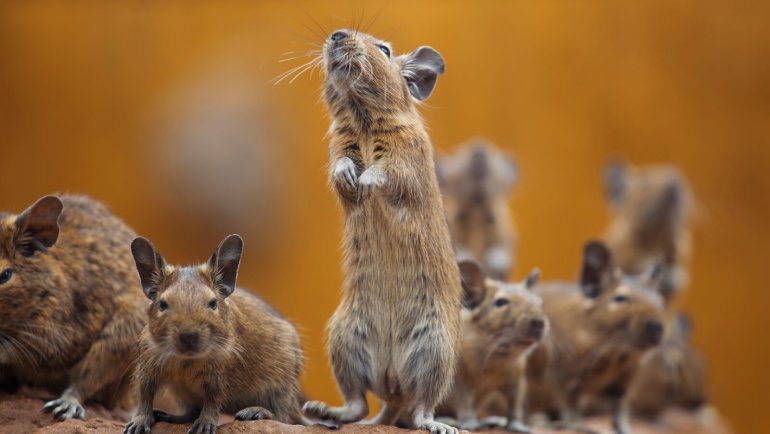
top-left (162, 360), bottom-right (210, 402)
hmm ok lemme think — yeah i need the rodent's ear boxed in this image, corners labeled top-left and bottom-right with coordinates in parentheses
top-left (524, 268), bottom-right (540, 289)
top-left (458, 260), bottom-right (486, 309)
top-left (579, 240), bottom-right (614, 298)
top-left (208, 234), bottom-right (243, 298)
top-left (131, 237), bottom-right (166, 300)
top-left (13, 195), bottom-right (64, 257)
top-left (400, 46), bottom-right (445, 101)
top-left (604, 159), bottom-right (628, 205)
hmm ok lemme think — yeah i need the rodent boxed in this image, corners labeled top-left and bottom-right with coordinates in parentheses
top-left (124, 234), bottom-right (304, 434)
top-left (603, 160), bottom-right (693, 303)
top-left (437, 140), bottom-right (519, 280)
top-left (526, 240), bottom-right (666, 434)
top-left (438, 260), bottom-right (546, 433)
top-left (0, 194), bottom-right (146, 420)
top-left (301, 29), bottom-right (463, 434)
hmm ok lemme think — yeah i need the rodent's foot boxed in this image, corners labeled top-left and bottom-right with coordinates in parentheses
top-left (187, 417), bottom-right (218, 434)
top-left (234, 406), bottom-right (274, 421)
top-left (416, 419), bottom-right (460, 434)
top-left (43, 396), bottom-right (85, 420)
top-left (333, 157), bottom-right (359, 190)
top-left (124, 414), bottom-right (154, 434)
top-left (358, 166), bottom-right (387, 199)
top-left (302, 401), bottom-right (338, 423)
top-left (506, 420), bottom-right (533, 433)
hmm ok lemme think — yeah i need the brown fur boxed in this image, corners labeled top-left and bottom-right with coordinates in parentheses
top-left (124, 235), bottom-right (303, 434)
top-left (437, 140), bottom-right (518, 280)
top-left (526, 241), bottom-right (666, 434)
top-left (439, 261), bottom-right (546, 433)
top-left (0, 195), bottom-right (145, 420)
top-left (301, 29), bottom-right (462, 434)
top-left (603, 161), bottom-right (693, 302)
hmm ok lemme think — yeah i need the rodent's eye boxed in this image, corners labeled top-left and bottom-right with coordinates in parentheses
top-left (0, 268), bottom-right (13, 285)
top-left (158, 299), bottom-right (169, 312)
top-left (377, 44), bottom-right (391, 58)
top-left (613, 295), bottom-right (629, 303)
top-left (493, 298), bottom-right (510, 308)
top-left (208, 299), bottom-right (218, 310)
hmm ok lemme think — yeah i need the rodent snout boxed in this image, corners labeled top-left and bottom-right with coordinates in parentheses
top-left (527, 317), bottom-right (546, 340)
top-left (177, 331), bottom-right (200, 353)
top-left (643, 319), bottom-right (664, 346)
top-left (330, 30), bottom-right (348, 42)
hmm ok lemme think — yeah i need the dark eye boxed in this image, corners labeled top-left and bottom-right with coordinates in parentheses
top-left (377, 44), bottom-right (391, 57)
top-left (158, 299), bottom-right (169, 312)
top-left (208, 299), bottom-right (218, 310)
top-left (493, 298), bottom-right (510, 308)
top-left (613, 295), bottom-right (629, 303)
top-left (0, 269), bottom-right (13, 285)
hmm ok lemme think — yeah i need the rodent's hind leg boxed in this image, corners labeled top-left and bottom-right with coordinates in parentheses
top-left (153, 407), bottom-right (199, 424)
top-left (42, 387), bottom-right (84, 420)
top-left (413, 406), bottom-right (459, 434)
top-left (234, 406), bottom-right (274, 421)
top-left (359, 401), bottom-right (404, 426)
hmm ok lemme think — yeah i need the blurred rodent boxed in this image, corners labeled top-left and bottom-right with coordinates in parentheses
top-left (0, 195), bottom-right (146, 420)
top-left (603, 160), bottom-right (693, 303)
top-left (526, 240), bottom-right (666, 434)
top-left (124, 234), bottom-right (304, 434)
top-left (438, 260), bottom-right (546, 433)
top-left (301, 29), bottom-right (462, 434)
top-left (437, 140), bottom-right (519, 280)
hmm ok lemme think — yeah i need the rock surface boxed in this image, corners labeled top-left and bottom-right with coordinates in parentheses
top-left (0, 394), bottom-right (732, 434)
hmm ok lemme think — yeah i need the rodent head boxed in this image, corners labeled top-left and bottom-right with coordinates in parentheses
top-left (459, 260), bottom-right (548, 354)
top-left (131, 234), bottom-right (244, 359)
top-left (0, 196), bottom-right (63, 326)
top-left (437, 140), bottom-right (518, 202)
top-left (322, 29), bottom-right (445, 114)
top-left (604, 160), bottom-right (692, 237)
top-left (578, 240), bottom-right (666, 351)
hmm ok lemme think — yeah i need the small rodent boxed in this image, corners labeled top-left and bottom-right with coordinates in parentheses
top-left (603, 160), bottom-right (693, 303)
top-left (437, 140), bottom-right (519, 280)
top-left (438, 260), bottom-right (546, 433)
top-left (627, 312), bottom-right (709, 420)
top-left (124, 234), bottom-right (304, 434)
top-left (301, 29), bottom-right (462, 434)
top-left (526, 240), bottom-right (666, 434)
top-left (0, 195), bottom-right (146, 420)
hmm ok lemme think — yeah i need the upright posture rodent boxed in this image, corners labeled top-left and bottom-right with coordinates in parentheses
top-left (437, 140), bottom-right (519, 280)
top-left (603, 161), bottom-right (693, 302)
top-left (124, 235), bottom-right (304, 434)
top-left (0, 195), bottom-right (145, 420)
top-left (301, 29), bottom-right (462, 434)
top-left (439, 261), bottom-right (546, 433)
top-left (526, 241), bottom-right (665, 434)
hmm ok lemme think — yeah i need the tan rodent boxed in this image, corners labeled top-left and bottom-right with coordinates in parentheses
top-left (437, 140), bottom-right (519, 280)
top-left (438, 261), bottom-right (546, 433)
top-left (628, 312), bottom-right (709, 420)
top-left (124, 234), bottom-right (304, 434)
top-left (603, 161), bottom-right (693, 303)
top-left (0, 195), bottom-right (145, 420)
top-left (301, 29), bottom-right (462, 434)
top-left (526, 240), bottom-right (666, 434)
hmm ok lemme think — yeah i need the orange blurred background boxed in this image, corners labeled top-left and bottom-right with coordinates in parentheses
top-left (0, 1), bottom-right (767, 433)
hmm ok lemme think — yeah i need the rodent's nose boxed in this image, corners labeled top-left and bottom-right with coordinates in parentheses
top-left (178, 331), bottom-right (200, 351)
top-left (527, 317), bottom-right (546, 339)
top-left (644, 320), bottom-right (664, 346)
top-left (330, 30), bottom-right (348, 42)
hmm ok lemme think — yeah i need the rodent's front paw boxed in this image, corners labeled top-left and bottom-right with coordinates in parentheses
top-left (506, 420), bottom-right (532, 433)
top-left (124, 414), bottom-right (154, 434)
top-left (43, 396), bottom-right (85, 420)
top-left (188, 416), bottom-right (218, 434)
top-left (234, 406), bottom-right (274, 421)
top-left (358, 166), bottom-right (387, 198)
top-left (417, 419), bottom-right (460, 434)
top-left (333, 157), bottom-right (359, 190)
